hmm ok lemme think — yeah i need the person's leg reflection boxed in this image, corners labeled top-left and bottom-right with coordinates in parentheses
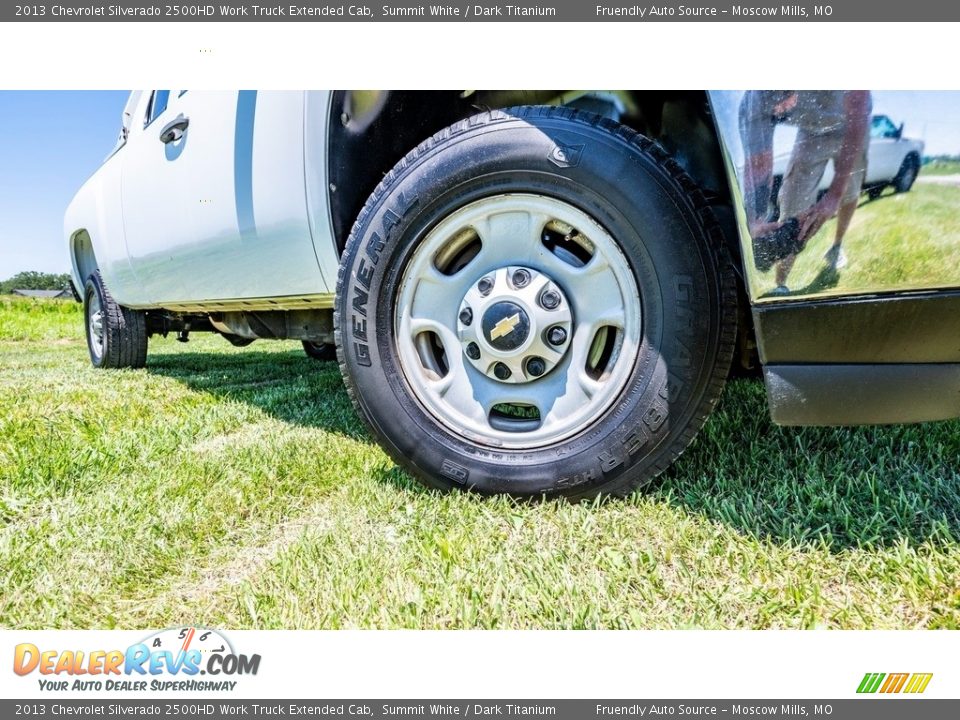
top-left (824, 198), bottom-right (856, 270)
top-left (774, 253), bottom-right (797, 290)
top-left (772, 128), bottom-right (831, 294)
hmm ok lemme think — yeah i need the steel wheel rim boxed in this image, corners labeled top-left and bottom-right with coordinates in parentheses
top-left (395, 193), bottom-right (642, 449)
top-left (87, 292), bottom-right (104, 360)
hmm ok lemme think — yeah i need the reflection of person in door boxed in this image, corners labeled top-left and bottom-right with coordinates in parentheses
top-left (739, 91), bottom-right (871, 294)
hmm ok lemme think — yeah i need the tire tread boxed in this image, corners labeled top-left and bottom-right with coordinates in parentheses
top-left (86, 270), bottom-right (147, 369)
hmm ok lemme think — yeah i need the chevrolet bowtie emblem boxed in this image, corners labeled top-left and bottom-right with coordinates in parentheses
top-left (490, 313), bottom-right (521, 341)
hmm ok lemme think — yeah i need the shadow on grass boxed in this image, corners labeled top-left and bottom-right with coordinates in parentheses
top-left (148, 349), bottom-right (960, 551)
top-left (655, 379), bottom-right (960, 550)
top-left (146, 347), bottom-right (369, 439)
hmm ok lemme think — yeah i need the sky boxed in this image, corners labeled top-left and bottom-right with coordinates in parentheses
top-left (711, 90), bottom-right (960, 167)
top-left (0, 91), bottom-right (128, 278)
top-left (872, 91), bottom-right (960, 155)
top-left (1, 90), bottom-right (960, 280)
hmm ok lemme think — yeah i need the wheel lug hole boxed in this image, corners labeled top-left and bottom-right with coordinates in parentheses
top-left (493, 362), bottom-right (512, 380)
top-left (526, 357), bottom-right (546, 378)
top-left (511, 268), bottom-right (531, 288)
top-left (465, 342), bottom-right (481, 360)
top-left (546, 326), bottom-right (567, 346)
top-left (540, 289), bottom-right (561, 310)
top-left (459, 307), bottom-right (473, 326)
top-left (477, 276), bottom-right (494, 296)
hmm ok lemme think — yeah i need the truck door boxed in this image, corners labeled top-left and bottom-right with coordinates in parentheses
top-left (121, 90), bottom-right (327, 304)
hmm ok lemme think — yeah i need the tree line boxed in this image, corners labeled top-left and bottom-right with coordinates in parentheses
top-left (0, 271), bottom-right (73, 295)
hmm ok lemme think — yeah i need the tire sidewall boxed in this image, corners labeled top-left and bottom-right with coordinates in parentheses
top-left (338, 113), bottom-right (729, 497)
top-left (896, 155), bottom-right (918, 193)
top-left (84, 274), bottom-right (107, 368)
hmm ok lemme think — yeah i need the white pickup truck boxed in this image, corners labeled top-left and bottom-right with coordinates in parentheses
top-left (66, 91), bottom-right (960, 499)
top-left (772, 113), bottom-right (925, 201)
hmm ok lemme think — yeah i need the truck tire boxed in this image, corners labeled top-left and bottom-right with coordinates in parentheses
top-left (83, 270), bottom-right (147, 369)
top-left (893, 154), bottom-right (919, 194)
top-left (335, 107), bottom-right (737, 499)
top-left (302, 340), bottom-right (337, 361)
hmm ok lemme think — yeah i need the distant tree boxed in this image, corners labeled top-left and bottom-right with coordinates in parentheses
top-left (0, 271), bottom-right (73, 294)
top-left (923, 153), bottom-right (960, 164)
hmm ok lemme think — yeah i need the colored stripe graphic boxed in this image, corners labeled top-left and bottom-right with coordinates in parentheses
top-left (857, 672), bottom-right (932, 694)
top-left (904, 674), bottom-right (934, 694)
top-left (857, 673), bottom-right (885, 693)
top-left (880, 673), bottom-right (909, 693)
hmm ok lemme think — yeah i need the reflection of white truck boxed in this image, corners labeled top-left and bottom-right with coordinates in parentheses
top-left (773, 114), bottom-right (925, 201)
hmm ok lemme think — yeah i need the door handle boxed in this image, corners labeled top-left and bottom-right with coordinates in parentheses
top-left (159, 115), bottom-right (189, 144)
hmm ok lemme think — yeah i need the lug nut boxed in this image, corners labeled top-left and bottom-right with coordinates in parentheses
top-left (466, 342), bottom-right (481, 360)
top-left (477, 276), bottom-right (494, 296)
top-left (540, 289), bottom-right (561, 310)
top-left (547, 326), bottom-right (567, 346)
top-left (512, 268), bottom-right (531, 288)
top-left (493, 362), bottom-right (512, 380)
top-left (459, 307), bottom-right (473, 326)
top-left (526, 357), bottom-right (546, 377)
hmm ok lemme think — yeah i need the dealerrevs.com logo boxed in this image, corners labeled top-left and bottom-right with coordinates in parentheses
top-left (13, 627), bottom-right (261, 693)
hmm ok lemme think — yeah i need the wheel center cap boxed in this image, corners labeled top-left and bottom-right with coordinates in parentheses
top-left (457, 266), bottom-right (573, 384)
top-left (482, 301), bottom-right (530, 351)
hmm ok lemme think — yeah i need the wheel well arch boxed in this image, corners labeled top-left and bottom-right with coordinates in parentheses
top-left (325, 91), bottom-right (735, 254)
top-left (69, 229), bottom-right (98, 286)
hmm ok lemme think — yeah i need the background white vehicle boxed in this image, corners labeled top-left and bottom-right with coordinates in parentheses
top-left (771, 114), bottom-right (925, 202)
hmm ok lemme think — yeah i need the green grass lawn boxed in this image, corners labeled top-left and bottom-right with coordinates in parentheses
top-left (1, 295), bottom-right (958, 629)
top-left (755, 181), bottom-right (960, 298)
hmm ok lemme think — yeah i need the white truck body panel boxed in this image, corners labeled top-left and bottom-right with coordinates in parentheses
top-left (66, 90), bottom-right (337, 309)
